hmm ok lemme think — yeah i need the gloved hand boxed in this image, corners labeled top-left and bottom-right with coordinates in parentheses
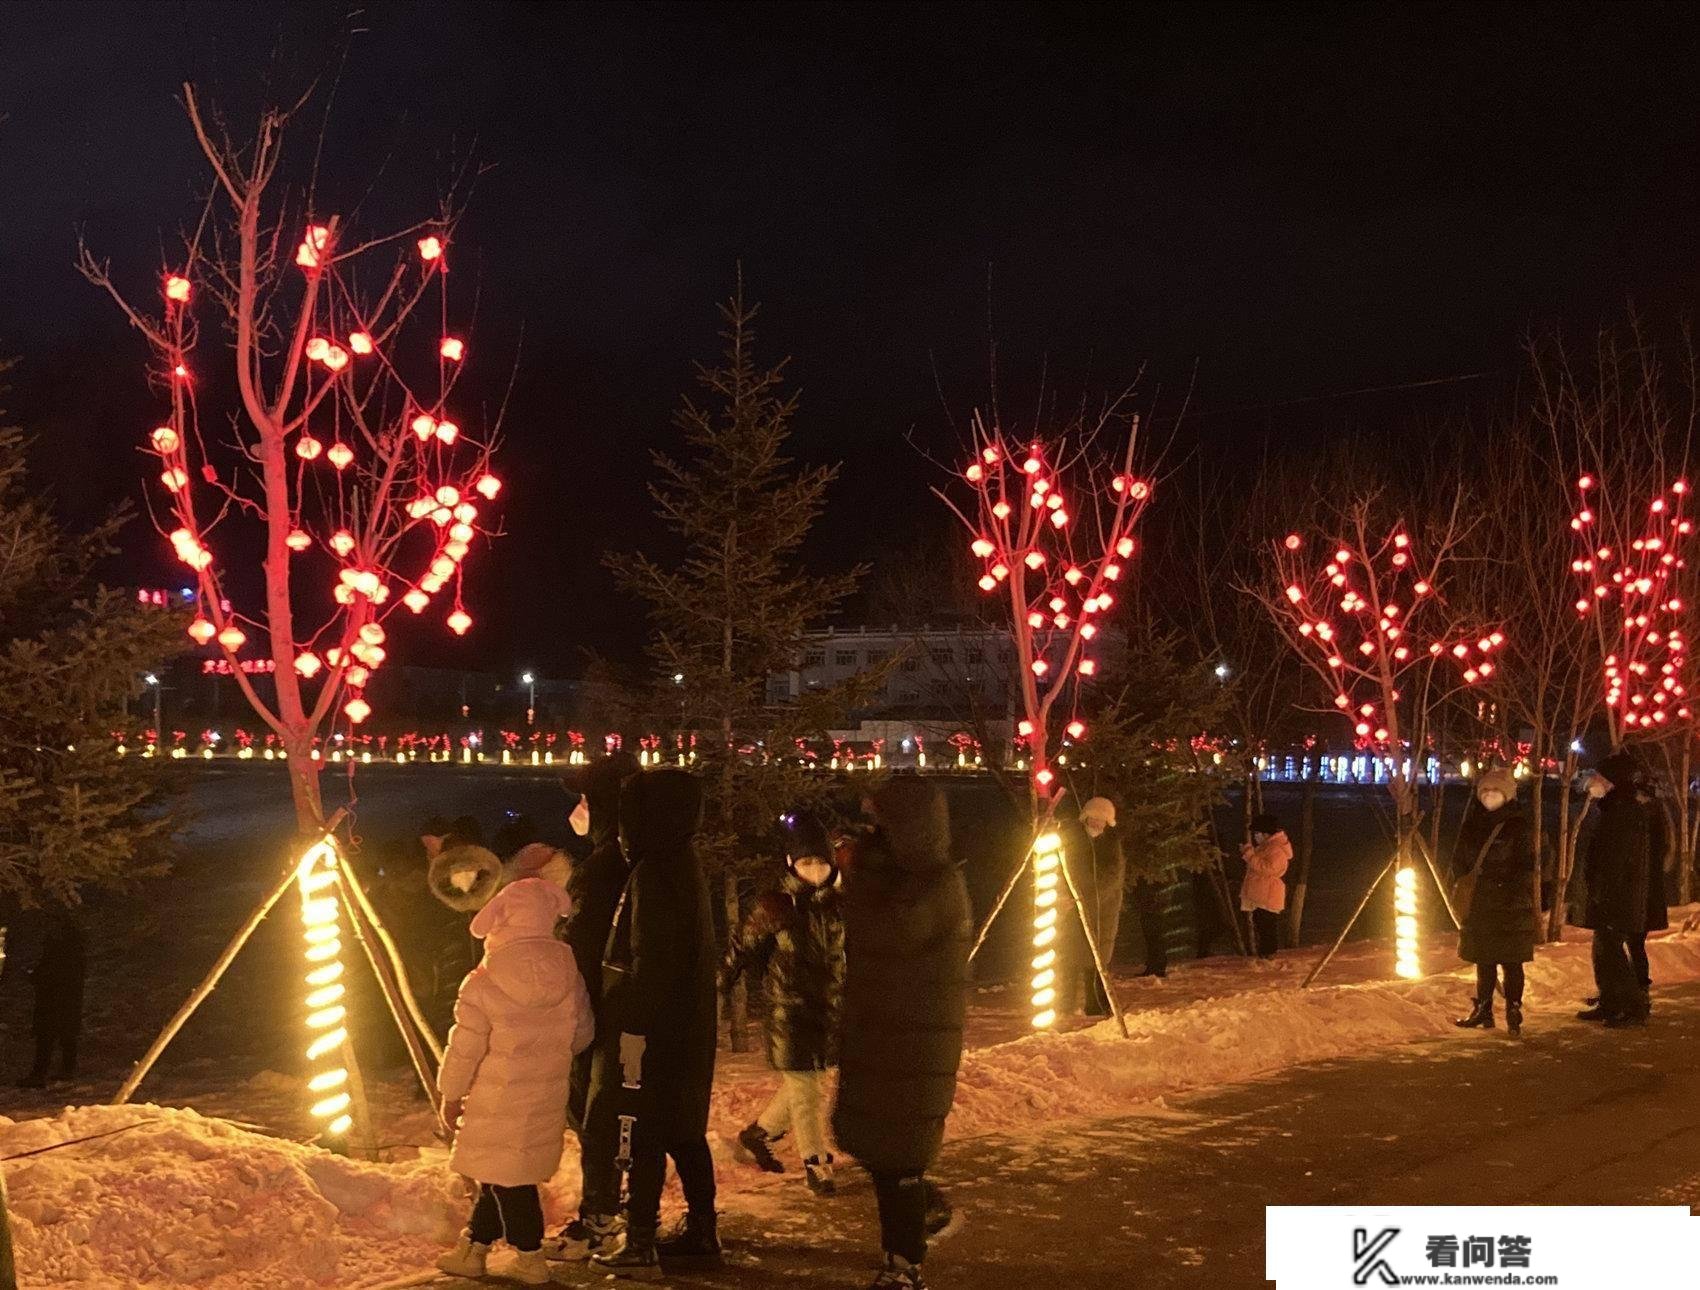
top-left (441, 1096), bottom-right (464, 1135)
top-left (619, 1033), bottom-right (646, 1090)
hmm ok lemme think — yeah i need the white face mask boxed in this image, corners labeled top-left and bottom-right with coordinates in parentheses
top-left (1082, 819), bottom-right (1106, 838)
top-left (792, 857), bottom-right (833, 887)
top-left (1251, 832), bottom-right (1269, 846)
top-left (1478, 789), bottom-right (1506, 812)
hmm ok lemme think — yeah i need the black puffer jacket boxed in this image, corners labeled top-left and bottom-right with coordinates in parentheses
top-left (1580, 787), bottom-right (1654, 935)
top-left (593, 769), bottom-right (717, 1142)
top-left (833, 780), bottom-right (971, 1175)
top-left (1453, 803), bottom-right (1538, 965)
top-left (723, 871), bottom-right (845, 1072)
top-left (564, 752), bottom-right (640, 1003)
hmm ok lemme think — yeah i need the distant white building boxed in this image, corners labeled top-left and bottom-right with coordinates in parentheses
top-left (767, 623), bottom-right (1018, 721)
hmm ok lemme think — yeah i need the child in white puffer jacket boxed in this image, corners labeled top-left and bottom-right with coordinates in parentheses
top-left (437, 877), bottom-right (595, 1284)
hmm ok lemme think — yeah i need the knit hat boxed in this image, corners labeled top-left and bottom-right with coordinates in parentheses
top-left (1079, 797), bottom-right (1117, 829)
top-left (1475, 766), bottom-right (1517, 802)
top-left (784, 813), bottom-right (834, 866)
top-left (470, 876), bottom-right (573, 949)
top-left (503, 842), bottom-right (570, 889)
top-left (1594, 749), bottom-right (1645, 791)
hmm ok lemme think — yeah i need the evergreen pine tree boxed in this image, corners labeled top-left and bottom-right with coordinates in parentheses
top-left (1069, 620), bottom-right (1233, 882)
top-left (609, 283), bottom-right (869, 1048)
top-left (0, 367), bottom-right (181, 908)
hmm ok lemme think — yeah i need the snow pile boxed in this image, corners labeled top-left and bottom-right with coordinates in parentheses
top-left (5, 918), bottom-right (1696, 1286)
top-left (0, 1105), bottom-right (461, 1289)
top-left (944, 919), bottom-right (1700, 1135)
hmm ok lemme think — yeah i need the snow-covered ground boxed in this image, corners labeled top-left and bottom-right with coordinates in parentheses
top-left (5, 912), bottom-right (1697, 1289)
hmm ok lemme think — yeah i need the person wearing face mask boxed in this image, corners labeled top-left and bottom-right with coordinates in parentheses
top-left (1451, 767), bottom-right (1539, 1035)
top-left (1577, 751), bottom-right (1656, 1026)
top-left (724, 813), bottom-right (847, 1194)
top-left (1066, 797), bottom-right (1130, 1009)
top-left (1239, 813), bottom-right (1292, 963)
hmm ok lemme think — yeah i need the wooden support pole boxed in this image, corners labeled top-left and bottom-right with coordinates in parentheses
top-left (1300, 856), bottom-right (1395, 990)
top-left (113, 854), bottom-right (302, 1105)
top-left (1057, 847), bottom-right (1131, 1038)
top-left (336, 868), bottom-right (441, 1130)
top-left (336, 853), bottom-right (444, 1062)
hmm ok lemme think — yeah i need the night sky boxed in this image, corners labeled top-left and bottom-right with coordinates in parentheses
top-left (4, 2), bottom-right (1698, 674)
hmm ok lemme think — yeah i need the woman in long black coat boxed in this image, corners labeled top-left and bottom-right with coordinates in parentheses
top-left (587, 769), bottom-right (722, 1277)
top-left (552, 750), bottom-right (638, 1253)
top-left (1452, 768), bottom-right (1538, 1035)
top-left (833, 780), bottom-right (971, 1290)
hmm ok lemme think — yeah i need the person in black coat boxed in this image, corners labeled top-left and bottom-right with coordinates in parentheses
top-left (18, 906), bottom-right (86, 1088)
top-left (550, 750), bottom-right (638, 1255)
top-left (588, 769), bottom-right (722, 1279)
top-left (1064, 797), bottom-right (1129, 1012)
top-left (1578, 750), bottom-right (1655, 1026)
top-left (833, 780), bottom-right (971, 1290)
top-left (723, 813), bottom-right (846, 1194)
top-left (1631, 787), bottom-right (1671, 1011)
top-left (1451, 768), bottom-right (1539, 1035)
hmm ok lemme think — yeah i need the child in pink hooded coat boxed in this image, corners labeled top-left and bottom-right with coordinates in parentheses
top-left (437, 877), bottom-right (595, 1284)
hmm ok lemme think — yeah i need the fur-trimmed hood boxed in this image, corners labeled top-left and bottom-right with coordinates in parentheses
top-left (429, 843), bottom-right (503, 913)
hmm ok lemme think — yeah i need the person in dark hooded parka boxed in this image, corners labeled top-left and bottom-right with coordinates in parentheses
top-left (547, 750), bottom-right (639, 1257)
top-left (588, 769), bottom-right (722, 1280)
top-left (1578, 750), bottom-right (1656, 1026)
top-left (1450, 767), bottom-right (1539, 1035)
top-left (833, 780), bottom-right (971, 1290)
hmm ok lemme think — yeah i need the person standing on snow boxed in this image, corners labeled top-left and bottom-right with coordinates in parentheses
top-left (1578, 751), bottom-right (1656, 1026)
top-left (1450, 767), bottom-right (1539, 1036)
top-left (726, 813), bottom-right (847, 1195)
top-left (16, 906), bottom-right (86, 1088)
top-left (833, 780), bottom-right (971, 1290)
top-left (547, 749), bottom-right (639, 1260)
top-left (436, 878), bottom-right (596, 1285)
top-left (1064, 797), bottom-right (1128, 1014)
top-left (589, 769), bottom-right (723, 1280)
top-left (1239, 812), bottom-right (1291, 963)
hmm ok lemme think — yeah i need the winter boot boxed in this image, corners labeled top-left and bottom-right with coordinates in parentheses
top-left (435, 1235), bottom-right (490, 1278)
top-left (923, 1182), bottom-right (963, 1244)
top-left (1576, 1004), bottom-right (1615, 1022)
top-left (805, 1154), bottom-right (837, 1196)
top-left (590, 1232), bottom-right (664, 1282)
top-left (869, 1253), bottom-right (928, 1289)
top-left (1505, 1001), bottom-right (1523, 1036)
top-left (657, 1210), bottom-right (723, 1271)
top-left (735, 1122), bottom-right (786, 1173)
top-left (547, 1211), bottom-right (624, 1260)
top-left (1454, 999), bottom-right (1494, 1029)
top-left (509, 1249), bottom-right (551, 1286)
top-left (1604, 1009), bottom-right (1648, 1028)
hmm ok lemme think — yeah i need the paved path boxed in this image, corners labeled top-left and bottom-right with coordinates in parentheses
top-left (415, 982), bottom-right (1700, 1290)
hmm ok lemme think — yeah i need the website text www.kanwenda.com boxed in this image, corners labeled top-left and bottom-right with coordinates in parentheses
top-left (1397, 1276), bottom-right (1559, 1286)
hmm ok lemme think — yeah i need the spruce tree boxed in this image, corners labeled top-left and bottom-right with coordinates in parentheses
top-left (609, 283), bottom-right (867, 1048)
top-left (0, 367), bottom-right (182, 908)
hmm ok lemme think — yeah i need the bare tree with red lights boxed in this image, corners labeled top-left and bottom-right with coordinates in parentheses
top-left (935, 404), bottom-right (1150, 1033)
top-left (78, 85), bottom-right (501, 830)
top-left (1535, 324), bottom-right (1700, 909)
top-left (1261, 488), bottom-right (1500, 984)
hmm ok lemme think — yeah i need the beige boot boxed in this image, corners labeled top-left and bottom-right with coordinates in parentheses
top-left (510, 1248), bottom-right (552, 1284)
top-left (436, 1234), bottom-right (490, 1278)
